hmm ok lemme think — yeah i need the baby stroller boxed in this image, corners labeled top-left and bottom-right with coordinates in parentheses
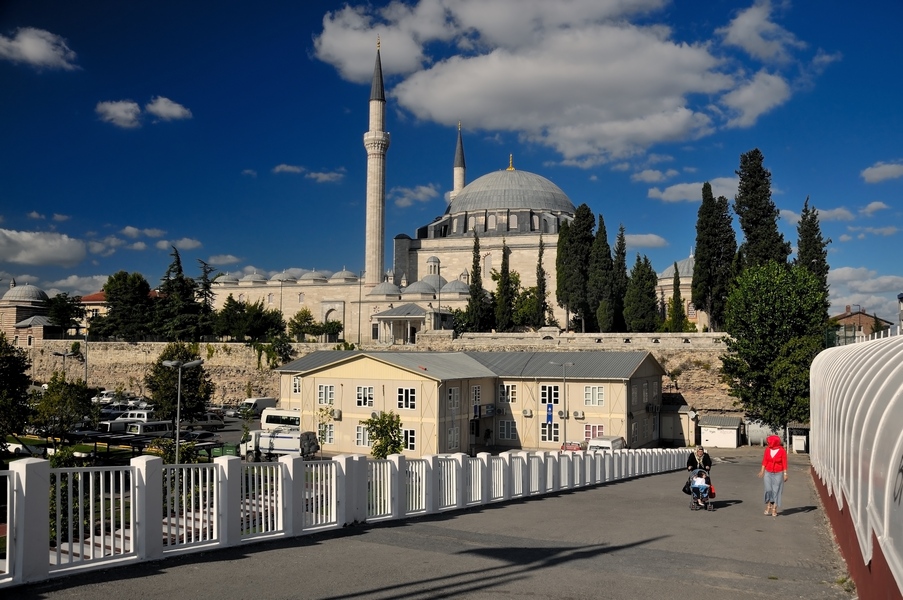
top-left (685, 468), bottom-right (715, 511)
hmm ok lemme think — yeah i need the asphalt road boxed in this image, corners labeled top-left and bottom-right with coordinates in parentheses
top-left (15, 446), bottom-right (854, 600)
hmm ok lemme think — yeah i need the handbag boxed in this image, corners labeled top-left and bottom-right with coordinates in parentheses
top-left (682, 480), bottom-right (691, 495)
top-left (709, 484), bottom-right (716, 498)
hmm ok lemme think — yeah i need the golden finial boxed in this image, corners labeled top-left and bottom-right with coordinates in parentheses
top-left (507, 154), bottom-right (515, 171)
top-left (377, 35), bottom-right (380, 50)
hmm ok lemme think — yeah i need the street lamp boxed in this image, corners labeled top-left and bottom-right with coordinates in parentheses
top-left (162, 359), bottom-right (204, 465)
top-left (550, 361), bottom-right (575, 447)
top-left (52, 350), bottom-right (76, 381)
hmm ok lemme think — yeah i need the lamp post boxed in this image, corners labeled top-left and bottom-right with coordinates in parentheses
top-left (550, 361), bottom-right (574, 446)
top-left (53, 350), bottom-right (75, 381)
top-left (358, 270), bottom-right (364, 346)
top-left (162, 359), bottom-right (204, 465)
top-left (83, 331), bottom-right (88, 385)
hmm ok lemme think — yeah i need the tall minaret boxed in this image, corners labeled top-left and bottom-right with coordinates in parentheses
top-left (450, 121), bottom-right (466, 200)
top-left (363, 39), bottom-right (390, 286)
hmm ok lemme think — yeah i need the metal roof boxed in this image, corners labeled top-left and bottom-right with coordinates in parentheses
top-left (698, 415), bottom-right (744, 428)
top-left (276, 351), bottom-right (496, 381)
top-left (464, 351), bottom-right (659, 380)
top-left (374, 303), bottom-right (427, 318)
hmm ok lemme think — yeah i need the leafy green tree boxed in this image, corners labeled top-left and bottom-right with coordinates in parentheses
top-left (793, 196), bottom-right (831, 325)
top-left (462, 233), bottom-right (493, 332)
top-left (0, 333), bottom-right (32, 451)
top-left (216, 294), bottom-right (247, 340)
top-left (288, 307), bottom-right (316, 341)
top-left (91, 271), bottom-right (154, 341)
top-left (32, 373), bottom-right (92, 448)
top-left (588, 214), bottom-right (614, 332)
top-left (155, 247), bottom-right (201, 341)
top-left (360, 410), bottom-right (403, 459)
top-left (144, 342), bottom-right (214, 424)
top-left (721, 262), bottom-right (826, 432)
top-left (611, 225), bottom-right (629, 332)
top-left (493, 240), bottom-right (515, 331)
top-left (243, 300), bottom-right (285, 342)
top-left (623, 255), bottom-right (660, 332)
top-left (692, 183), bottom-right (737, 331)
top-left (43, 292), bottom-right (86, 338)
top-left (663, 262), bottom-right (688, 332)
top-left (733, 149), bottom-right (790, 268)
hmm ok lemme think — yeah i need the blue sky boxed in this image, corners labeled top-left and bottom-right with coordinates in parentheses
top-left (2, 0), bottom-right (902, 323)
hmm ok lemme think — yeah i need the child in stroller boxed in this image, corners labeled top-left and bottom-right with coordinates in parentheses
top-left (688, 468), bottom-right (714, 511)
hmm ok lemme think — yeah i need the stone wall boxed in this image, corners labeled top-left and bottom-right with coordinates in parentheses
top-left (33, 331), bottom-right (736, 412)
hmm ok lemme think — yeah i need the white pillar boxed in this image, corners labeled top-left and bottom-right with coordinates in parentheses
top-left (281, 455), bottom-right (306, 536)
top-left (477, 452), bottom-right (492, 505)
top-left (424, 455), bottom-right (440, 514)
top-left (388, 454), bottom-right (407, 519)
top-left (334, 454), bottom-right (367, 525)
top-left (546, 452), bottom-right (560, 493)
top-left (131, 455), bottom-right (163, 562)
top-left (453, 453), bottom-right (467, 509)
top-left (216, 456), bottom-right (243, 546)
top-left (11, 458), bottom-right (50, 584)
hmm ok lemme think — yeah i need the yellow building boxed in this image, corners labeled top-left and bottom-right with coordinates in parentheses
top-left (276, 350), bottom-right (665, 457)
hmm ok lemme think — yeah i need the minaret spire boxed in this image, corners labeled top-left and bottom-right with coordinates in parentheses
top-left (363, 39), bottom-right (390, 286)
top-left (450, 121), bottom-right (466, 200)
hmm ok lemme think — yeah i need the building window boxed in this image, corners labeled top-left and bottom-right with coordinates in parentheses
top-left (643, 381), bottom-right (649, 403)
top-left (471, 385), bottom-right (481, 406)
top-left (584, 424), bottom-right (604, 439)
top-left (488, 214), bottom-right (497, 230)
top-left (452, 218), bottom-right (458, 233)
top-left (27, 336), bottom-right (33, 346)
top-left (267, 293), bottom-right (274, 305)
top-left (643, 417), bottom-right (649, 439)
top-left (468, 216), bottom-right (475, 231)
top-left (398, 388), bottom-right (416, 410)
top-left (653, 381), bottom-right (659, 400)
top-left (403, 428), bottom-right (416, 450)
top-left (298, 293), bottom-right (305, 303)
top-left (318, 384), bottom-right (334, 405)
top-left (356, 386), bottom-right (374, 407)
top-left (238, 294), bottom-right (245, 302)
top-left (13, 335), bottom-right (19, 347)
top-left (584, 386), bottom-right (603, 406)
top-left (498, 420), bottom-right (518, 441)
top-left (687, 303), bottom-right (697, 318)
top-left (498, 383), bottom-right (517, 403)
top-left (319, 423), bottom-right (335, 444)
top-left (541, 385), bottom-right (560, 404)
top-left (541, 422), bottom-right (559, 442)
top-left (292, 377), bottom-right (302, 394)
top-left (532, 214), bottom-right (539, 230)
top-left (447, 426), bottom-right (460, 450)
top-left (631, 385), bottom-right (638, 406)
top-left (448, 387), bottom-right (460, 410)
top-left (355, 426), bottom-right (371, 447)
top-left (509, 214), bottom-right (518, 230)
top-left (631, 422), bottom-right (638, 445)
top-left (371, 323), bottom-right (379, 340)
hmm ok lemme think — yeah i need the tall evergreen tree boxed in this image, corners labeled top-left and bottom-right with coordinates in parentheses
top-left (91, 271), bottom-right (153, 341)
top-left (532, 235), bottom-right (550, 329)
top-left (556, 205), bottom-right (594, 331)
top-left (664, 262), bottom-right (688, 332)
top-left (623, 255), bottom-right (660, 332)
top-left (0, 332), bottom-right (32, 452)
top-left (155, 247), bottom-right (201, 341)
top-left (692, 182), bottom-right (737, 331)
top-left (43, 292), bottom-right (86, 338)
top-left (196, 259), bottom-right (218, 339)
top-left (588, 214), bottom-right (614, 332)
top-left (733, 148), bottom-right (790, 268)
top-left (463, 233), bottom-right (493, 332)
top-left (611, 225), bottom-right (629, 332)
top-left (793, 196), bottom-right (831, 324)
top-left (555, 220), bottom-right (572, 329)
top-left (494, 240), bottom-right (515, 331)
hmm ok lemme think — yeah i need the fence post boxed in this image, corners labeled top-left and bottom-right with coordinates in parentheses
top-left (214, 456), bottom-right (242, 546)
top-left (498, 452), bottom-right (512, 501)
top-left (453, 453), bottom-right (467, 509)
top-left (334, 454), bottom-right (366, 525)
top-left (477, 452), bottom-right (492, 504)
top-left (423, 455), bottom-right (440, 514)
top-left (280, 456), bottom-right (305, 536)
top-left (130, 455), bottom-right (163, 562)
top-left (388, 454), bottom-right (406, 519)
top-left (546, 452), bottom-right (560, 493)
top-left (11, 458), bottom-right (49, 584)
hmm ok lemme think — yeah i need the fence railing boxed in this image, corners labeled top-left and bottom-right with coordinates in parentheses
top-left (1, 448), bottom-right (686, 589)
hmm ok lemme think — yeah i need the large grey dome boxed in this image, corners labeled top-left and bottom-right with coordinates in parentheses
top-left (2, 283), bottom-right (49, 303)
top-left (448, 169), bottom-right (575, 215)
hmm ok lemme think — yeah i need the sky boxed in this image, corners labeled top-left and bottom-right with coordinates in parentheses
top-left (2, 0), bottom-right (902, 324)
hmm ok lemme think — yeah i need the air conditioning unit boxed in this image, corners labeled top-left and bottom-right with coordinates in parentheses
top-left (573, 410), bottom-right (585, 419)
top-left (370, 411), bottom-right (382, 419)
top-left (331, 408), bottom-right (342, 420)
top-left (522, 409), bottom-right (533, 418)
top-left (557, 409), bottom-right (568, 419)
top-left (496, 407), bottom-right (506, 415)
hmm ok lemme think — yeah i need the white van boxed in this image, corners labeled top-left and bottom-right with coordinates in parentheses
top-left (225, 397), bottom-right (277, 418)
top-left (116, 409), bottom-right (155, 422)
top-left (586, 436), bottom-right (628, 451)
top-left (260, 408), bottom-right (301, 431)
top-left (124, 421), bottom-right (174, 437)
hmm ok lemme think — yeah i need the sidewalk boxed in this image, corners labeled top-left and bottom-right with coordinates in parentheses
top-left (16, 446), bottom-right (854, 600)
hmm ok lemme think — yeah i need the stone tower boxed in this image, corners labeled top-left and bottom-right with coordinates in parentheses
top-left (450, 122), bottom-right (466, 200)
top-left (363, 42), bottom-right (390, 286)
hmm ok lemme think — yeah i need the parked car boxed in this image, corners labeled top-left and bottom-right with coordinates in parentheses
top-left (586, 436), bottom-right (628, 451)
top-left (182, 412), bottom-right (225, 431)
top-left (560, 440), bottom-right (588, 451)
top-left (183, 430), bottom-right (221, 443)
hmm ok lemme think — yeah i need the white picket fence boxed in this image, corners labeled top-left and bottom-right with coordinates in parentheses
top-left (0, 448), bottom-right (686, 589)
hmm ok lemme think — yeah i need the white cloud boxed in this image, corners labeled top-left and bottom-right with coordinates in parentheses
top-left (170, 238), bottom-right (202, 250)
top-left (96, 100), bottom-right (142, 128)
top-left (846, 226), bottom-right (899, 237)
top-left (0, 229), bottom-right (86, 267)
top-left (273, 164), bottom-right (304, 174)
top-left (861, 161), bottom-right (903, 183)
top-left (45, 274), bottom-right (109, 296)
top-left (242, 169), bottom-right (258, 178)
top-left (128, 241), bottom-right (147, 251)
top-left (630, 169), bottom-right (678, 183)
top-left (648, 176), bottom-right (738, 203)
top-left (721, 70), bottom-right (791, 128)
top-left (209, 254), bottom-right (241, 266)
top-left (390, 183), bottom-right (440, 207)
top-left (305, 168), bottom-right (346, 183)
top-left (0, 27), bottom-right (79, 70)
top-left (87, 235), bottom-right (127, 257)
top-left (145, 96), bottom-right (192, 121)
top-left (27, 211), bottom-right (45, 219)
top-left (716, 0), bottom-right (805, 63)
top-left (838, 233), bottom-right (852, 242)
top-left (625, 233), bottom-right (667, 249)
top-left (780, 209), bottom-right (799, 225)
top-left (52, 213), bottom-right (70, 222)
top-left (816, 207), bottom-right (854, 222)
top-left (860, 201), bottom-right (889, 216)
top-left (121, 226), bottom-right (166, 238)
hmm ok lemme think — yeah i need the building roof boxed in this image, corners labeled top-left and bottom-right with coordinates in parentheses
top-left (447, 168), bottom-right (576, 215)
top-left (2, 282), bottom-right (49, 303)
top-left (15, 315), bottom-right (54, 328)
top-left (374, 303), bottom-right (427, 318)
top-left (276, 351), bottom-right (497, 382)
top-left (698, 415), bottom-right (744, 428)
top-left (658, 253), bottom-right (694, 280)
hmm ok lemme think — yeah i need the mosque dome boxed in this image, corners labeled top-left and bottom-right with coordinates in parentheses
top-left (216, 273), bottom-right (239, 285)
top-left (440, 279), bottom-right (470, 295)
top-left (270, 272), bottom-right (297, 283)
top-left (368, 281), bottom-right (401, 296)
top-left (300, 270), bottom-right (328, 282)
top-left (402, 280), bottom-right (436, 295)
top-left (659, 254), bottom-right (695, 280)
top-left (240, 272), bottom-right (266, 283)
top-left (448, 168), bottom-right (575, 215)
top-left (330, 269), bottom-right (359, 282)
top-left (420, 274), bottom-right (446, 291)
top-left (2, 282), bottom-right (49, 303)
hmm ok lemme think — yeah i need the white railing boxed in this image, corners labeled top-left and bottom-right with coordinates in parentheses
top-left (1, 470), bottom-right (13, 586)
top-left (3, 448), bottom-right (686, 589)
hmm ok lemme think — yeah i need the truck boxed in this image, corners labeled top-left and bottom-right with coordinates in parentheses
top-left (225, 397), bottom-right (278, 418)
top-left (240, 429), bottom-right (320, 462)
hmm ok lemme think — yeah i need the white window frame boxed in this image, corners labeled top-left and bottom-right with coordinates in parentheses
top-left (631, 384), bottom-right (638, 406)
top-left (355, 425), bottom-right (371, 447)
top-left (643, 381), bottom-right (649, 404)
top-left (447, 426), bottom-right (460, 450)
top-left (403, 428), bottom-right (416, 450)
top-left (398, 388), bottom-right (416, 410)
top-left (541, 422), bottom-right (560, 442)
top-left (471, 385), bottom-right (481, 406)
top-left (292, 377), bottom-right (302, 395)
top-left (356, 386), bottom-right (374, 407)
top-left (448, 387), bottom-right (460, 410)
top-left (319, 422), bottom-right (334, 444)
top-left (541, 385), bottom-right (560, 405)
top-left (584, 424), bottom-right (604, 439)
top-left (583, 386), bottom-right (603, 406)
top-left (498, 420), bottom-right (518, 441)
top-left (499, 383), bottom-right (517, 403)
top-left (318, 384), bottom-right (334, 405)
top-left (631, 422), bottom-right (638, 445)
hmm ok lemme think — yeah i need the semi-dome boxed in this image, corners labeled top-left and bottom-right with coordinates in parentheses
top-left (448, 169), bottom-right (575, 215)
top-left (2, 282), bottom-right (49, 303)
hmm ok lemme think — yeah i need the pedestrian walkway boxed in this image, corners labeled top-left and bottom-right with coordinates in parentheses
top-left (16, 447), bottom-right (853, 600)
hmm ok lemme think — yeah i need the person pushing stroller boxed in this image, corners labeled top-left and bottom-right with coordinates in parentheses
top-left (685, 468), bottom-right (715, 511)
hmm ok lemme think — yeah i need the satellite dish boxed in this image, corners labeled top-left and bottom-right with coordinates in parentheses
top-left (688, 410), bottom-right (697, 420)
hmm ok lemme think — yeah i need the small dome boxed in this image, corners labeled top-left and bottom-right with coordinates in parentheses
top-left (368, 281), bottom-right (401, 296)
top-left (659, 255), bottom-right (695, 280)
top-left (441, 280), bottom-right (470, 294)
top-left (2, 282), bottom-right (49, 303)
top-left (448, 168), bottom-right (575, 215)
top-left (300, 270), bottom-right (328, 282)
top-left (270, 272), bottom-right (297, 283)
top-left (421, 274), bottom-right (447, 290)
top-left (216, 273), bottom-right (239, 284)
top-left (240, 272), bottom-right (266, 283)
top-left (402, 280), bottom-right (436, 295)
top-left (330, 269), bottom-right (359, 281)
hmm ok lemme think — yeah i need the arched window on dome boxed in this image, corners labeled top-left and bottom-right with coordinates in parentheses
top-left (461, 270), bottom-right (470, 285)
top-left (532, 214), bottom-right (540, 231)
top-left (488, 214), bottom-right (497, 230)
top-left (267, 293), bottom-right (275, 305)
top-left (509, 214), bottom-right (518, 231)
top-left (542, 218), bottom-right (549, 233)
top-left (452, 218), bottom-right (458, 233)
top-left (468, 216), bottom-right (476, 231)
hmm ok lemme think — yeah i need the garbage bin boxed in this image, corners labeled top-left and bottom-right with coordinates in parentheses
top-left (792, 435), bottom-right (807, 454)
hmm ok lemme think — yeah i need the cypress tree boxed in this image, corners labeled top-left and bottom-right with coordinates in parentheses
top-left (588, 214), bottom-right (614, 332)
top-left (465, 233), bottom-right (492, 332)
top-left (494, 240), bottom-right (514, 331)
top-left (793, 196), bottom-right (831, 324)
top-left (611, 225), bottom-right (629, 332)
top-left (533, 235), bottom-right (550, 328)
top-left (623, 254), bottom-right (660, 332)
top-left (665, 262), bottom-right (688, 332)
top-left (733, 148), bottom-right (790, 268)
top-left (556, 204), bottom-right (594, 331)
top-left (692, 182), bottom-right (737, 331)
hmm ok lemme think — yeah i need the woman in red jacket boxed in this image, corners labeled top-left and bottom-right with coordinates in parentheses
top-left (758, 435), bottom-right (789, 516)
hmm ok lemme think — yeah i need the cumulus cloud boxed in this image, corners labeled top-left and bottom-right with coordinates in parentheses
top-left (630, 169), bottom-right (679, 183)
top-left (242, 169), bottom-right (258, 177)
top-left (96, 100), bottom-right (142, 128)
top-left (847, 226), bottom-right (899, 237)
top-left (128, 241), bottom-right (147, 251)
top-left (156, 238), bottom-right (202, 250)
top-left (45, 274), bottom-right (109, 296)
top-left (625, 233), bottom-right (668, 249)
top-left (647, 176), bottom-right (738, 203)
top-left (273, 164), bottom-right (304, 174)
top-left (0, 229), bottom-right (86, 267)
top-left (87, 235), bottom-right (127, 257)
top-left (145, 96), bottom-right (192, 121)
top-left (121, 226), bottom-right (166, 238)
top-left (305, 168), bottom-right (346, 183)
top-left (859, 201), bottom-right (889, 216)
top-left (861, 161), bottom-right (903, 183)
top-left (779, 209), bottom-right (799, 225)
top-left (390, 183), bottom-right (440, 207)
top-left (716, 0), bottom-right (806, 63)
top-left (816, 207), bottom-right (854, 222)
top-left (52, 213), bottom-right (70, 222)
top-left (27, 211), bottom-right (45, 219)
top-left (721, 70), bottom-right (791, 128)
top-left (208, 254), bottom-right (241, 266)
top-left (0, 27), bottom-right (79, 70)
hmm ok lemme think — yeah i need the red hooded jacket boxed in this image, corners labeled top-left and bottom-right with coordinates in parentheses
top-left (761, 435), bottom-right (788, 473)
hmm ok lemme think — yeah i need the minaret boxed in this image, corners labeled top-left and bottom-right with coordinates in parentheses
top-left (363, 38), bottom-right (390, 286)
top-left (450, 121), bottom-right (466, 200)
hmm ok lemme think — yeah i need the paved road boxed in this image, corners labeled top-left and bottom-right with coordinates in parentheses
top-left (16, 447), bottom-right (853, 600)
